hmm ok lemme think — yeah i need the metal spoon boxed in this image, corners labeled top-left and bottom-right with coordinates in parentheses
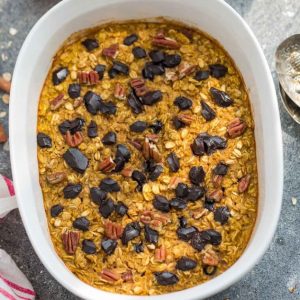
top-left (279, 83), bottom-right (300, 124)
top-left (275, 34), bottom-right (300, 107)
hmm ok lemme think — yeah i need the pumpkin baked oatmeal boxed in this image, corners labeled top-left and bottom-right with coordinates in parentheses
top-left (37, 20), bottom-right (258, 295)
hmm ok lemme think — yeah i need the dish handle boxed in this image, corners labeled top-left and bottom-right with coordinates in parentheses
top-left (0, 196), bottom-right (17, 218)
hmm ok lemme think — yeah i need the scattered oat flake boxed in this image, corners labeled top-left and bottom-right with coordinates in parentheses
top-left (2, 72), bottom-right (11, 82)
top-left (3, 140), bottom-right (9, 152)
top-left (292, 197), bottom-right (297, 206)
top-left (9, 28), bottom-right (18, 36)
top-left (0, 111), bottom-right (7, 118)
top-left (2, 94), bottom-right (9, 104)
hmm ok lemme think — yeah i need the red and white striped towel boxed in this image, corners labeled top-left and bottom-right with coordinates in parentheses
top-left (0, 176), bottom-right (36, 300)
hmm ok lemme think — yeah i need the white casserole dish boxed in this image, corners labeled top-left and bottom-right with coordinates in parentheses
top-left (7, 0), bottom-right (283, 299)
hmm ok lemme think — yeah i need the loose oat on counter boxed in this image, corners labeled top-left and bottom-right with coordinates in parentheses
top-left (37, 20), bottom-right (258, 295)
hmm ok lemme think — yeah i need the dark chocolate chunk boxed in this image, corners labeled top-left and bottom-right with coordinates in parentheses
top-left (68, 83), bottom-right (81, 99)
top-left (153, 195), bottom-right (170, 212)
top-left (82, 38), bottom-right (99, 51)
top-left (123, 34), bottom-right (138, 46)
top-left (101, 238), bottom-right (117, 255)
top-left (63, 183), bottom-right (82, 199)
top-left (170, 197), bottom-right (187, 210)
top-left (194, 70), bottom-right (210, 81)
top-left (87, 120), bottom-right (98, 138)
top-left (127, 91), bottom-right (144, 114)
top-left (102, 131), bottom-right (117, 145)
top-left (213, 163), bottom-right (229, 176)
top-left (214, 206), bottom-right (230, 225)
top-left (82, 239), bottom-right (96, 254)
top-left (84, 91), bottom-right (101, 115)
top-left (50, 204), bottom-right (63, 217)
top-left (162, 54), bottom-right (181, 68)
top-left (134, 242), bottom-right (144, 253)
top-left (175, 183), bottom-right (189, 198)
top-left (63, 148), bottom-right (89, 173)
top-left (201, 100), bottom-right (216, 121)
top-left (210, 87), bottom-right (233, 107)
top-left (144, 225), bottom-right (159, 244)
top-left (90, 187), bottom-right (107, 205)
top-left (99, 100), bottom-right (117, 115)
top-left (52, 67), bottom-right (69, 85)
top-left (178, 216), bottom-right (187, 228)
top-left (166, 152), bottom-right (180, 172)
top-left (176, 257), bottom-right (197, 271)
top-left (116, 144), bottom-right (131, 162)
top-left (186, 186), bottom-right (205, 201)
top-left (130, 121), bottom-right (148, 132)
top-left (99, 178), bottom-right (121, 192)
top-left (73, 217), bottom-right (90, 231)
top-left (209, 64), bottom-right (228, 78)
top-left (176, 226), bottom-right (197, 241)
top-left (154, 272), bottom-right (179, 286)
top-left (94, 64), bottom-right (106, 80)
top-left (189, 166), bottom-right (205, 185)
top-left (132, 47), bottom-right (147, 59)
top-left (149, 120), bottom-right (163, 134)
top-left (174, 96), bottom-right (193, 110)
top-left (58, 117), bottom-right (85, 135)
top-left (37, 133), bottom-right (52, 148)
top-left (149, 50), bottom-right (165, 63)
top-left (121, 222), bottom-right (141, 245)
top-left (99, 198), bottom-right (115, 218)
top-left (141, 90), bottom-right (163, 106)
top-left (132, 170), bottom-right (147, 186)
top-left (115, 201), bottom-right (128, 216)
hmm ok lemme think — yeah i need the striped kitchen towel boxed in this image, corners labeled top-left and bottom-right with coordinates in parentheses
top-left (0, 175), bottom-right (36, 299)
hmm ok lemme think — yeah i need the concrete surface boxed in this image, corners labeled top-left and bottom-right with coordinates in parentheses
top-left (0, 0), bottom-right (299, 299)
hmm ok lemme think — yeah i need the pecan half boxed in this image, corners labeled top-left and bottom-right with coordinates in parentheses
top-left (177, 113), bottom-right (194, 125)
top-left (178, 62), bottom-right (196, 79)
top-left (142, 138), bottom-right (162, 163)
top-left (114, 83), bottom-right (126, 100)
top-left (155, 245), bottom-right (166, 262)
top-left (191, 208), bottom-right (209, 220)
top-left (100, 269), bottom-right (121, 283)
top-left (50, 93), bottom-right (65, 110)
top-left (0, 124), bottom-right (8, 143)
top-left (64, 130), bottom-right (83, 147)
top-left (46, 172), bottom-right (66, 184)
top-left (102, 44), bottom-right (119, 58)
top-left (165, 69), bottom-right (178, 82)
top-left (121, 167), bottom-right (133, 177)
top-left (61, 230), bottom-right (80, 254)
top-left (78, 71), bottom-right (99, 85)
top-left (212, 174), bottom-right (223, 188)
top-left (140, 210), bottom-right (171, 231)
top-left (168, 176), bottom-right (182, 189)
top-left (121, 270), bottom-right (133, 282)
top-left (130, 78), bottom-right (148, 96)
top-left (0, 76), bottom-right (11, 93)
top-left (202, 249), bottom-right (219, 266)
top-left (152, 32), bottom-right (180, 49)
top-left (238, 174), bottom-right (251, 193)
top-left (98, 157), bottom-right (116, 173)
top-left (129, 139), bottom-right (143, 150)
top-left (145, 134), bottom-right (159, 143)
top-left (207, 189), bottom-right (223, 202)
top-left (227, 118), bottom-right (247, 138)
top-left (104, 220), bottom-right (124, 240)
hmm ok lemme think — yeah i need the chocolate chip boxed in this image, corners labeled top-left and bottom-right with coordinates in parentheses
top-left (113, 156), bottom-right (126, 172)
top-left (99, 100), bottom-right (117, 115)
top-left (63, 148), bottom-right (89, 174)
top-left (50, 204), bottom-right (63, 217)
top-left (201, 100), bottom-right (216, 121)
top-left (175, 183), bottom-right (189, 198)
top-left (166, 152), bottom-right (180, 172)
top-left (101, 238), bottom-right (117, 255)
top-left (149, 120), bottom-right (163, 134)
top-left (99, 198), bottom-right (115, 218)
top-left (73, 217), bottom-right (90, 231)
top-left (190, 231), bottom-right (206, 251)
top-left (102, 131), bottom-right (117, 145)
top-left (194, 70), bottom-right (210, 81)
top-left (58, 118), bottom-right (85, 135)
top-left (148, 164), bottom-right (163, 181)
top-left (178, 216), bottom-right (187, 228)
top-left (116, 144), bottom-right (131, 162)
top-left (127, 91), bottom-right (144, 114)
top-left (82, 239), bottom-right (96, 254)
top-left (176, 226), bottom-right (197, 241)
top-left (172, 116), bottom-right (185, 130)
top-left (204, 198), bottom-right (215, 211)
top-left (121, 222), bottom-right (141, 245)
top-left (144, 225), bottom-right (159, 244)
top-left (134, 242), bottom-right (144, 253)
top-left (68, 83), bottom-right (81, 99)
top-left (210, 87), bottom-right (233, 107)
top-left (214, 206), bottom-right (230, 225)
top-left (174, 96), bottom-right (193, 110)
top-left (186, 186), bottom-right (205, 202)
top-left (153, 195), bottom-right (170, 212)
top-left (149, 50), bottom-right (165, 63)
top-left (123, 34), bottom-right (138, 46)
top-left (63, 183), bottom-right (82, 199)
top-left (162, 54), bottom-right (181, 68)
top-left (99, 178), bottom-right (121, 192)
top-left (154, 272), bottom-right (179, 286)
top-left (213, 163), bottom-right (228, 176)
top-left (52, 67), bottom-right (69, 85)
top-left (201, 229), bottom-right (222, 245)
top-left (142, 62), bottom-right (165, 80)
top-left (82, 38), bottom-right (99, 51)
top-left (109, 61), bottom-right (129, 78)
top-left (94, 64), bottom-right (106, 80)
top-left (141, 90), bottom-right (163, 106)
top-left (176, 257), bottom-right (197, 271)
top-left (170, 197), bottom-right (187, 210)
top-left (132, 170), bottom-right (147, 186)
top-left (115, 201), bottom-right (128, 216)
top-left (87, 120), bottom-right (98, 138)
top-left (90, 187), bottom-right (107, 205)
top-left (132, 47), bottom-right (147, 59)
top-left (189, 166), bottom-right (205, 185)
top-left (37, 133), bottom-right (52, 148)
top-left (209, 64), bottom-right (228, 78)
top-left (130, 121), bottom-right (148, 132)
top-left (83, 91), bottom-right (101, 115)
top-left (191, 133), bottom-right (227, 156)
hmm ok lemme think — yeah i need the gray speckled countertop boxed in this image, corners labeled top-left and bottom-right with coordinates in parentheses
top-left (0, 0), bottom-right (299, 299)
